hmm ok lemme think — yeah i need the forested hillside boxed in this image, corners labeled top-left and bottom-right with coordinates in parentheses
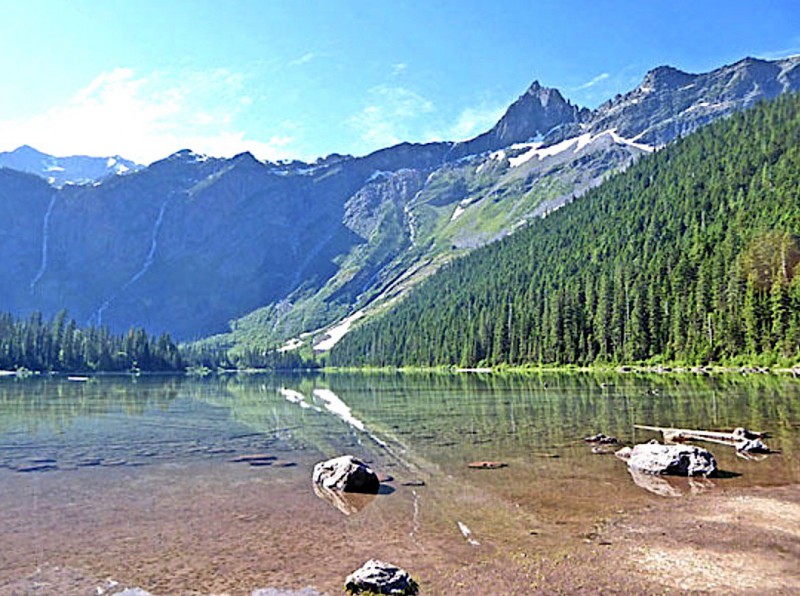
top-left (330, 93), bottom-right (800, 367)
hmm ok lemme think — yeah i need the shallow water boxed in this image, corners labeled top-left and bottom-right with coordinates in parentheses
top-left (0, 372), bottom-right (798, 594)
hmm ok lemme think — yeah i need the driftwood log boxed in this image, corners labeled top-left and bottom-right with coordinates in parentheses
top-left (635, 425), bottom-right (772, 453)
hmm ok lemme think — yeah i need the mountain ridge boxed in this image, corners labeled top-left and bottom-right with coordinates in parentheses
top-left (1, 55), bottom-right (798, 359)
top-left (329, 91), bottom-right (800, 366)
top-left (0, 145), bottom-right (142, 187)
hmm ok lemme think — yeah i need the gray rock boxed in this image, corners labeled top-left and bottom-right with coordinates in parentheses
top-left (584, 432), bottom-right (619, 444)
top-left (345, 559), bottom-right (418, 595)
top-left (736, 437), bottom-right (771, 453)
top-left (619, 441), bottom-right (717, 476)
top-left (312, 455), bottom-right (380, 493)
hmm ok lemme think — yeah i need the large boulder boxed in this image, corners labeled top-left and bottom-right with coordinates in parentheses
top-left (616, 441), bottom-right (717, 476)
top-left (345, 559), bottom-right (418, 595)
top-left (312, 455), bottom-right (380, 493)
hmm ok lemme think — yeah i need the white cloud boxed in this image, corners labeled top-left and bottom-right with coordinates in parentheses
top-left (391, 62), bottom-right (408, 76)
top-left (447, 104), bottom-right (506, 141)
top-left (755, 47), bottom-right (800, 60)
top-left (573, 72), bottom-right (610, 91)
top-left (0, 68), bottom-right (298, 164)
top-left (349, 85), bottom-right (435, 149)
top-left (289, 52), bottom-right (316, 66)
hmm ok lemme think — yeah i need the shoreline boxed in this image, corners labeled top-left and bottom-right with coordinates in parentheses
top-left (5, 362), bottom-right (800, 378)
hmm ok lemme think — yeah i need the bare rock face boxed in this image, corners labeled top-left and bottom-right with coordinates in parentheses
top-left (345, 559), bottom-right (418, 595)
top-left (312, 455), bottom-right (380, 493)
top-left (616, 441), bottom-right (717, 476)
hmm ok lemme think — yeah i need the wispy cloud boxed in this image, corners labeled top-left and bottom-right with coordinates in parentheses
top-left (446, 104), bottom-right (506, 141)
top-left (573, 72), bottom-right (610, 91)
top-left (349, 85), bottom-right (435, 149)
top-left (755, 47), bottom-right (800, 60)
top-left (391, 63), bottom-right (408, 76)
top-left (0, 68), bottom-right (298, 164)
top-left (289, 52), bottom-right (316, 67)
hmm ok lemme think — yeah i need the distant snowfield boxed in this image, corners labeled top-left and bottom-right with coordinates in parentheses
top-left (508, 129), bottom-right (655, 168)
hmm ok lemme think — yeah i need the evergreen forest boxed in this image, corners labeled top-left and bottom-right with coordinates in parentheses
top-left (0, 309), bottom-right (318, 373)
top-left (0, 310), bottom-right (183, 372)
top-left (330, 93), bottom-right (800, 368)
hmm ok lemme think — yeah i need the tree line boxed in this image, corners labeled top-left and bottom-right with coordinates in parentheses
top-left (330, 92), bottom-right (800, 367)
top-left (0, 310), bottom-right (182, 372)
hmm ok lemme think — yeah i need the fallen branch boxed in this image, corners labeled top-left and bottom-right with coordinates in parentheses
top-left (634, 425), bottom-right (772, 453)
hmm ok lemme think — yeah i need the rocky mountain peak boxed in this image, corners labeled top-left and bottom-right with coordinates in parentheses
top-left (523, 80), bottom-right (564, 108)
top-left (455, 80), bottom-right (581, 156)
top-left (638, 65), bottom-right (696, 93)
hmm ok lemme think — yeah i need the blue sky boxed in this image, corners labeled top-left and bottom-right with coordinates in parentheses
top-left (0, 0), bottom-right (798, 164)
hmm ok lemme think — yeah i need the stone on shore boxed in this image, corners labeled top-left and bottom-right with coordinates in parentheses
top-left (312, 455), bottom-right (380, 493)
top-left (345, 559), bottom-right (418, 595)
top-left (616, 441), bottom-right (716, 476)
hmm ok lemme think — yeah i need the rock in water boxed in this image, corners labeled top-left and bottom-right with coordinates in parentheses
top-left (584, 433), bottom-right (619, 444)
top-left (312, 455), bottom-right (380, 493)
top-left (345, 559), bottom-right (418, 595)
top-left (619, 441), bottom-right (716, 476)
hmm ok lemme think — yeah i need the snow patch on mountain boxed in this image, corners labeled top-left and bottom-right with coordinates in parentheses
top-left (509, 129), bottom-right (655, 167)
top-left (313, 311), bottom-right (365, 351)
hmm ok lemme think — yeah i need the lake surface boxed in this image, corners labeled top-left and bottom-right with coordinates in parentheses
top-left (0, 372), bottom-right (798, 594)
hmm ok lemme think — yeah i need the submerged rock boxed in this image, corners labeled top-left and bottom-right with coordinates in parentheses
top-left (345, 559), bottom-right (418, 595)
top-left (230, 454), bottom-right (277, 463)
top-left (467, 461), bottom-right (507, 469)
top-left (617, 441), bottom-right (716, 476)
top-left (312, 455), bottom-right (380, 493)
top-left (312, 483), bottom-right (377, 515)
top-left (15, 464), bottom-right (58, 473)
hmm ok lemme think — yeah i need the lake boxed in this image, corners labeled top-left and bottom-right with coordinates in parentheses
top-left (0, 372), bottom-right (798, 594)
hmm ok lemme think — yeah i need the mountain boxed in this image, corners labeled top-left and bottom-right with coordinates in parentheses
top-left (588, 56), bottom-right (800, 145)
top-left (452, 80), bottom-right (587, 156)
top-left (0, 145), bottom-right (141, 187)
top-left (330, 91), bottom-right (800, 367)
top-left (0, 56), bottom-right (798, 359)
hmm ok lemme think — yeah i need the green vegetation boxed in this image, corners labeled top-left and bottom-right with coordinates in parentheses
top-left (0, 309), bottom-right (182, 372)
top-left (202, 135), bottom-right (617, 360)
top-left (180, 338), bottom-right (319, 371)
top-left (331, 93), bottom-right (800, 368)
